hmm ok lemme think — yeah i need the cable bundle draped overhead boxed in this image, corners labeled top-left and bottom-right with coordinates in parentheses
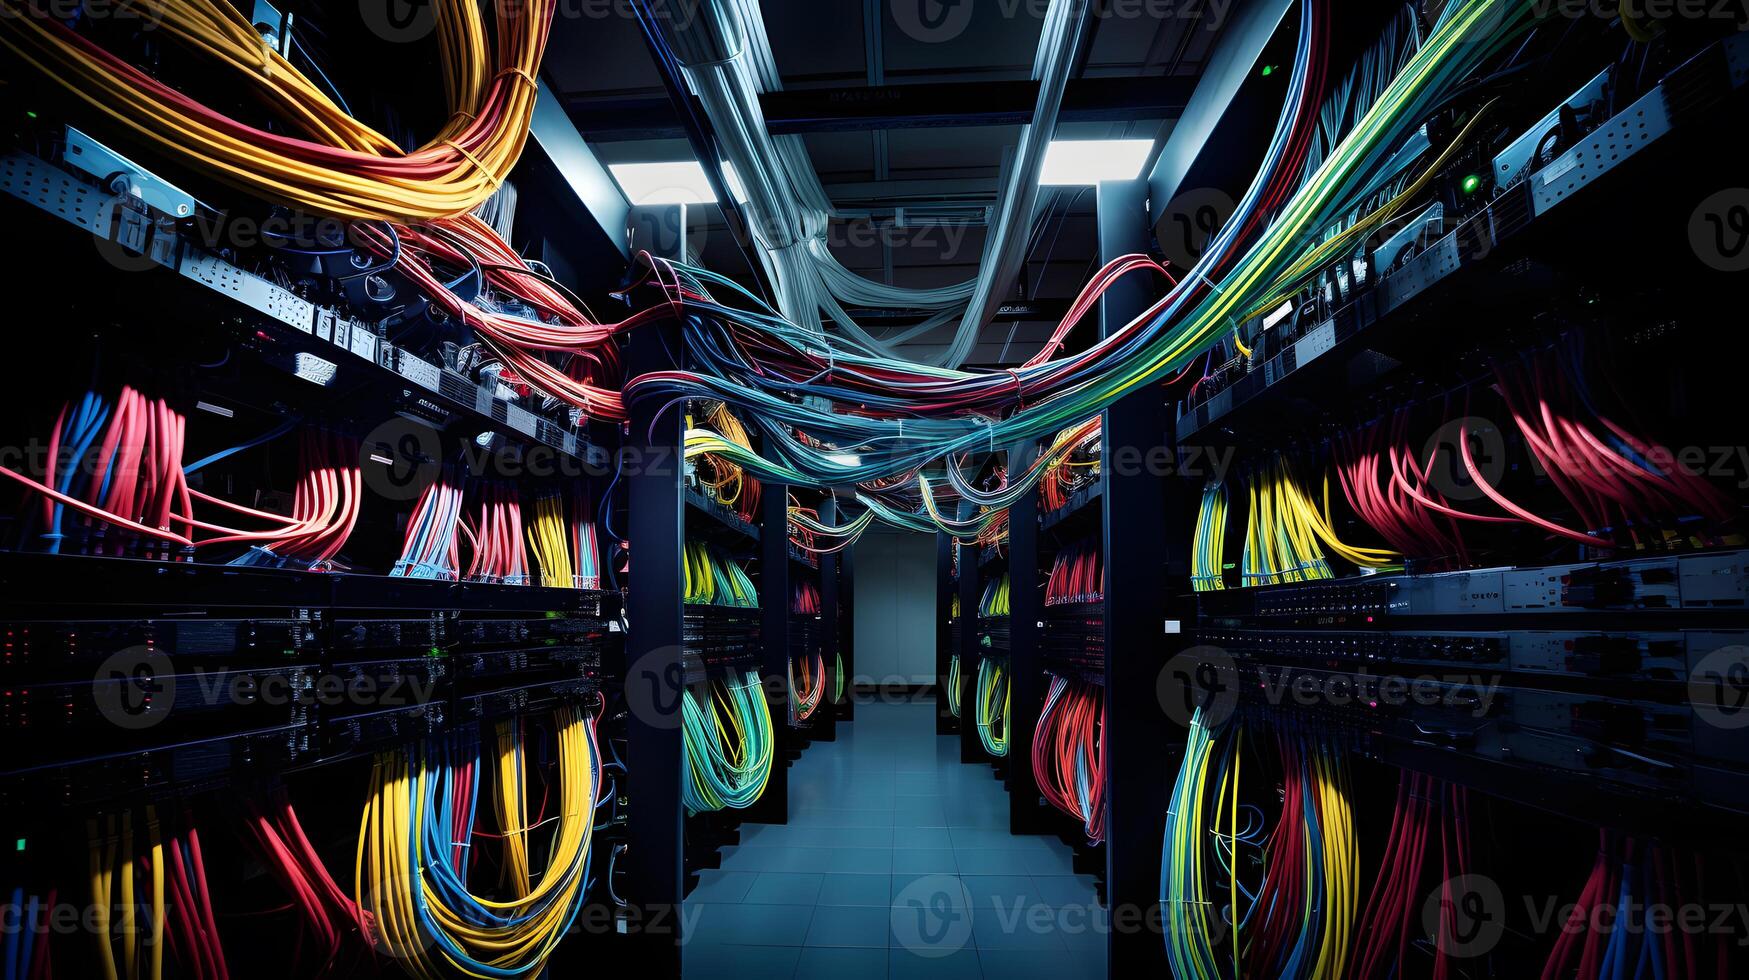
top-left (0, 0), bottom-right (549, 222)
top-left (642, 0), bottom-right (1092, 367)
top-left (630, 0), bottom-right (1542, 503)
top-left (3, 0), bottom-right (629, 423)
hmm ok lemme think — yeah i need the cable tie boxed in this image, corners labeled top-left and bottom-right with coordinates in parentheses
top-left (441, 139), bottom-right (503, 189)
top-left (495, 66), bottom-right (539, 92)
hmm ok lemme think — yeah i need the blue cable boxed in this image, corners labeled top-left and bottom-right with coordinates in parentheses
top-left (184, 418), bottom-right (299, 475)
top-left (47, 392), bottom-right (110, 554)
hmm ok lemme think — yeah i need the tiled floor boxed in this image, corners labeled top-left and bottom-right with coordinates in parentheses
top-left (682, 700), bottom-right (1108, 980)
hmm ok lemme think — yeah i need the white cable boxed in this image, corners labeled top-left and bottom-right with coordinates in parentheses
top-left (666, 0), bottom-right (1090, 367)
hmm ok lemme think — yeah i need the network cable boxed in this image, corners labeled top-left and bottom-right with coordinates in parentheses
top-left (975, 656), bottom-right (1010, 758)
top-left (681, 671), bottom-right (775, 813)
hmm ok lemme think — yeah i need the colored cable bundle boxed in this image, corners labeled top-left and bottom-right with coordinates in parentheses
top-left (1033, 673), bottom-right (1105, 841)
top-left (462, 484), bottom-right (530, 585)
top-left (694, 403), bottom-right (762, 523)
top-left (85, 808), bottom-right (166, 980)
top-left (4, 880), bottom-right (54, 980)
top-left (79, 809), bottom-right (237, 980)
top-left (978, 574), bottom-right (1011, 618)
top-left (681, 671), bottom-right (775, 813)
top-left (1350, 772), bottom-right (1472, 980)
top-left (243, 794), bottom-right (371, 978)
top-left (0, 0), bottom-right (553, 222)
top-left (1480, 350), bottom-right (1734, 550)
top-left (10, 387), bottom-right (330, 562)
top-left (356, 707), bottom-right (598, 978)
top-left (1160, 707), bottom-right (1238, 979)
top-left (975, 656), bottom-right (1010, 757)
top-left (790, 649), bottom-right (825, 722)
top-left (1040, 422), bottom-right (1102, 514)
top-left (219, 430), bottom-right (364, 571)
top-left (1044, 541), bottom-right (1102, 606)
top-left (394, 474), bottom-right (466, 580)
top-left (946, 654), bottom-right (963, 719)
top-left (1241, 461), bottom-right (1398, 586)
top-left (1338, 408), bottom-right (1478, 570)
top-left (1244, 732), bottom-right (1359, 980)
top-left (1539, 834), bottom-right (1720, 980)
top-left (1192, 482), bottom-right (1230, 591)
top-left (633, 0), bottom-right (1537, 495)
top-left (524, 492), bottom-right (600, 589)
top-left (791, 579), bottom-right (821, 616)
top-left (683, 542), bottom-right (759, 607)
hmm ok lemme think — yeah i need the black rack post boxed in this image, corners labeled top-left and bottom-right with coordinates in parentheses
top-left (838, 530), bottom-right (856, 720)
top-left (935, 529), bottom-right (956, 734)
top-left (622, 203), bottom-right (687, 968)
top-left (1006, 439), bottom-right (1049, 833)
top-left (957, 501), bottom-right (983, 765)
top-left (746, 478), bottom-right (791, 823)
top-left (818, 496), bottom-right (842, 732)
top-left (1096, 179), bottom-right (1180, 975)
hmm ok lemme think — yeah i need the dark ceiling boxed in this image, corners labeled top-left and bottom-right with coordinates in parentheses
top-left (544, 1), bottom-right (1238, 365)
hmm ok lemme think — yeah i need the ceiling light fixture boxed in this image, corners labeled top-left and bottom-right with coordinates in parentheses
top-left (1037, 139), bottom-right (1155, 186)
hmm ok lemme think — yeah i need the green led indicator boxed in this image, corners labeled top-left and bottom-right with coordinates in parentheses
top-left (25, 111), bottom-right (37, 120)
top-left (1461, 174), bottom-right (1483, 195)
top-left (1261, 65), bottom-right (1277, 77)
top-left (15, 838), bottom-right (25, 852)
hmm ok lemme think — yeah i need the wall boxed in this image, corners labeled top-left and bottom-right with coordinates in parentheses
top-left (851, 528), bottom-right (938, 685)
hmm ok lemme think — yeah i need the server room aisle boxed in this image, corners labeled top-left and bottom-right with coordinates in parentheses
top-left (683, 699), bottom-right (1107, 980)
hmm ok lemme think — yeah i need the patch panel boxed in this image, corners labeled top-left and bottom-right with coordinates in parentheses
top-left (1200, 550), bottom-right (1749, 623)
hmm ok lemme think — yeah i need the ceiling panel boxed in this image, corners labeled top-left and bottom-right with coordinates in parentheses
top-left (881, 1), bottom-right (1044, 82)
top-left (542, 10), bottom-right (665, 97)
top-left (800, 132), bottom-right (878, 184)
top-left (760, 0), bottom-right (870, 85)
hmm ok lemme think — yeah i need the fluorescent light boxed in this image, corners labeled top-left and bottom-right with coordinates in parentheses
top-left (609, 161), bottom-right (715, 205)
top-left (1038, 139), bottom-right (1155, 186)
top-left (608, 161), bottom-right (744, 205)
